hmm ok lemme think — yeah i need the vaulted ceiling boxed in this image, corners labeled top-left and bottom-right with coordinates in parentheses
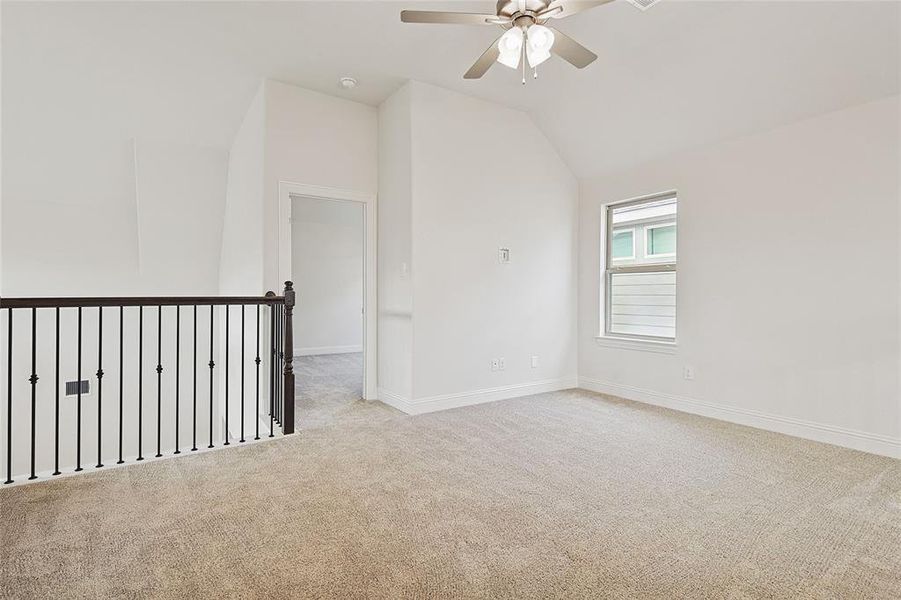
top-left (4, 1), bottom-right (899, 178)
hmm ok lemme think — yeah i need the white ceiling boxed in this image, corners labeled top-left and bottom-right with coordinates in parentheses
top-left (4, 1), bottom-right (899, 178)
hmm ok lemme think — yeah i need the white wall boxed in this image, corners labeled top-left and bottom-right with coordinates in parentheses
top-left (377, 81), bottom-right (579, 412)
top-left (291, 196), bottom-right (363, 355)
top-left (1, 4), bottom-right (242, 477)
top-left (1, 133), bottom-right (230, 478)
top-left (262, 80), bottom-right (378, 293)
top-left (220, 85), bottom-right (266, 296)
top-left (1, 2), bottom-right (234, 298)
top-left (135, 140), bottom-right (228, 294)
top-left (1, 132), bottom-right (231, 477)
top-left (2, 62), bottom-right (233, 475)
top-left (578, 96), bottom-right (901, 457)
top-left (377, 84), bottom-right (414, 401)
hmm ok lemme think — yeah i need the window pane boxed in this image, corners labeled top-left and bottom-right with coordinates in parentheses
top-left (647, 224), bottom-right (676, 256)
top-left (611, 230), bottom-right (633, 259)
top-left (609, 271), bottom-right (676, 339)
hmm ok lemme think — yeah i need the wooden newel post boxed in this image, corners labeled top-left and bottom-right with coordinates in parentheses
top-left (282, 281), bottom-right (295, 434)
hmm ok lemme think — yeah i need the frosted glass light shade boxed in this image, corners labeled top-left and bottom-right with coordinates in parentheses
top-left (526, 25), bottom-right (554, 67)
top-left (497, 27), bottom-right (523, 69)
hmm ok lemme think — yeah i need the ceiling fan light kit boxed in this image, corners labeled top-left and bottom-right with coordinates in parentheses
top-left (400, 0), bottom-right (617, 82)
top-left (497, 27), bottom-right (524, 69)
top-left (525, 25), bottom-right (554, 67)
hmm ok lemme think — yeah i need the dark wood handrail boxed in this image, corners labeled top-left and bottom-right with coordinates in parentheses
top-left (0, 295), bottom-right (285, 309)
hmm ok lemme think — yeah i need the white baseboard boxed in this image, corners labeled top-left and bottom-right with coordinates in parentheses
top-left (379, 378), bottom-right (578, 416)
top-left (579, 377), bottom-right (901, 459)
top-left (294, 345), bottom-right (363, 357)
top-left (377, 388), bottom-right (414, 413)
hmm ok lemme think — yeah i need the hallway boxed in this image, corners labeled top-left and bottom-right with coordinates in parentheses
top-left (294, 353), bottom-right (400, 430)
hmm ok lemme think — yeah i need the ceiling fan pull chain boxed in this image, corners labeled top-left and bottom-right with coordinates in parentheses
top-left (521, 30), bottom-right (527, 85)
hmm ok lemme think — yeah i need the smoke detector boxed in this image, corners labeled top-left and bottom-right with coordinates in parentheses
top-left (339, 77), bottom-right (357, 89)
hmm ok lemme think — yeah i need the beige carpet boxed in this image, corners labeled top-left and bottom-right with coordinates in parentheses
top-left (2, 362), bottom-right (900, 598)
top-left (295, 352), bottom-right (401, 430)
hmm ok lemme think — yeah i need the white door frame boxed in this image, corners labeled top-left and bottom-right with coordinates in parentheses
top-left (277, 181), bottom-right (377, 400)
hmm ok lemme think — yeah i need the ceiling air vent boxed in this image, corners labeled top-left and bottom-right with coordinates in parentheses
top-left (66, 380), bottom-right (90, 396)
top-left (626, 0), bottom-right (662, 10)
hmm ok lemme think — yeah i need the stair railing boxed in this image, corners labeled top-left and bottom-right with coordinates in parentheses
top-left (0, 281), bottom-right (295, 484)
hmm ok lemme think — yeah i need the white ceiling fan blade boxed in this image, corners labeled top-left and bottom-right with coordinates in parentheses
top-left (464, 36), bottom-right (502, 79)
top-left (548, 27), bottom-right (597, 68)
top-left (401, 10), bottom-right (498, 25)
top-left (541, 0), bottom-right (616, 20)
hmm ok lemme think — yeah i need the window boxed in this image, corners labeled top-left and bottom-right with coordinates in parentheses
top-left (646, 224), bottom-right (676, 257)
top-left (611, 229), bottom-right (635, 260)
top-left (602, 192), bottom-right (677, 342)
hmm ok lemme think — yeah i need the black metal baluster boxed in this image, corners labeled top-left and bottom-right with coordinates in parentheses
top-left (174, 306), bottom-right (180, 455)
top-left (75, 307), bottom-right (82, 472)
top-left (117, 307), bottom-right (124, 465)
top-left (96, 307), bottom-right (104, 468)
top-left (5, 307), bottom-right (12, 484)
top-left (137, 306), bottom-right (144, 461)
top-left (275, 305), bottom-right (279, 427)
top-left (240, 305), bottom-right (245, 443)
top-left (255, 305), bottom-right (260, 441)
top-left (208, 305), bottom-right (214, 449)
top-left (277, 303), bottom-right (281, 425)
top-left (224, 305), bottom-right (230, 446)
top-left (54, 307), bottom-right (61, 475)
top-left (192, 305), bottom-right (197, 452)
top-left (276, 304), bottom-right (281, 426)
top-left (269, 303), bottom-right (275, 437)
top-left (28, 308), bottom-right (38, 480)
top-left (275, 304), bottom-right (281, 426)
top-left (279, 304), bottom-right (284, 426)
top-left (156, 306), bottom-right (162, 458)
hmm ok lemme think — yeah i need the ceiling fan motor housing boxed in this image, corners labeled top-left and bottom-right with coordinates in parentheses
top-left (496, 0), bottom-right (554, 20)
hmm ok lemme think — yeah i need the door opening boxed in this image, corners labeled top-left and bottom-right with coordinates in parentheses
top-left (290, 195), bottom-right (365, 424)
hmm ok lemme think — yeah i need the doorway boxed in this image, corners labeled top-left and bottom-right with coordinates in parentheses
top-left (290, 194), bottom-right (364, 426)
top-left (277, 181), bottom-right (378, 427)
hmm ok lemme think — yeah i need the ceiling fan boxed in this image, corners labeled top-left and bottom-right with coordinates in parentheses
top-left (400, 0), bottom-right (615, 82)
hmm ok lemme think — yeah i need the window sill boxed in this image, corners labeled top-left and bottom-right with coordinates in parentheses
top-left (594, 335), bottom-right (678, 355)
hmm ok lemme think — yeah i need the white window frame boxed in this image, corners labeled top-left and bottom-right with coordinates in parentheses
top-left (610, 227), bottom-right (636, 261)
top-left (645, 222), bottom-right (677, 259)
top-left (600, 191), bottom-right (677, 347)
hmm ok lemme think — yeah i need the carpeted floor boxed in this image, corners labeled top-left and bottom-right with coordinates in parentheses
top-left (1, 359), bottom-right (900, 599)
top-left (295, 353), bottom-right (401, 430)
